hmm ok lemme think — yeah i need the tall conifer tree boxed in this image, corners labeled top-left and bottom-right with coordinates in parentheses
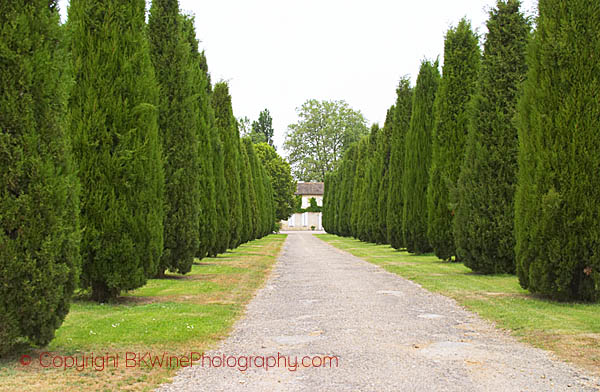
top-left (515, 0), bottom-right (600, 301)
top-left (427, 19), bottom-right (480, 261)
top-left (402, 60), bottom-right (440, 253)
top-left (351, 137), bottom-right (369, 238)
top-left (0, 0), bottom-right (81, 350)
top-left (455, 0), bottom-right (530, 274)
top-left (68, 0), bottom-right (164, 301)
top-left (149, 0), bottom-right (199, 275)
top-left (181, 16), bottom-right (218, 259)
top-left (339, 145), bottom-right (358, 237)
top-left (212, 82), bottom-right (243, 249)
top-left (387, 78), bottom-right (413, 249)
top-left (375, 107), bottom-right (395, 244)
top-left (360, 125), bottom-right (380, 242)
top-left (239, 142), bottom-right (251, 243)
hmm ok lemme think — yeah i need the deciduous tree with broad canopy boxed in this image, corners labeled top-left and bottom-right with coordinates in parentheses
top-left (284, 99), bottom-right (368, 181)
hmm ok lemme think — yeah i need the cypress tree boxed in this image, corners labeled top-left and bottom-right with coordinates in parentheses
top-left (212, 82), bottom-right (243, 249)
top-left (515, 0), bottom-right (600, 301)
top-left (351, 137), bottom-right (369, 238)
top-left (455, 0), bottom-right (530, 274)
top-left (0, 0), bottom-right (80, 351)
top-left (260, 163), bottom-right (276, 236)
top-left (338, 145), bottom-right (358, 237)
top-left (322, 172), bottom-right (332, 233)
top-left (181, 16), bottom-right (218, 259)
top-left (242, 138), bottom-right (260, 240)
top-left (375, 106), bottom-right (395, 244)
top-left (210, 125), bottom-right (230, 255)
top-left (68, 0), bottom-right (164, 301)
top-left (427, 19), bottom-right (480, 261)
top-left (239, 140), bottom-right (253, 243)
top-left (402, 60), bottom-right (441, 253)
top-left (360, 124), bottom-right (380, 242)
top-left (247, 138), bottom-right (266, 238)
top-left (387, 78), bottom-right (413, 249)
top-left (149, 0), bottom-right (199, 275)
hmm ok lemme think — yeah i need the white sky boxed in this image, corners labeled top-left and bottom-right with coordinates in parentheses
top-left (58, 0), bottom-right (537, 153)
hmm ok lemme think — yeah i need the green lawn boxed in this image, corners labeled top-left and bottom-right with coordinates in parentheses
top-left (0, 234), bottom-right (286, 392)
top-left (316, 234), bottom-right (600, 375)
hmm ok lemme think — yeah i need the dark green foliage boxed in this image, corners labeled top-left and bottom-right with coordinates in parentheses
top-left (360, 124), bottom-right (380, 242)
top-left (515, 0), bottom-right (600, 300)
top-left (427, 19), bottom-right (480, 261)
top-left (455, 1), bottom-right (530, 274)
top-left (387, 78), bottom-right (413, 249)
top-left (250, 109), bottom-right (275, 147)
top-left (149, 0), bottom-right (199, 276)
top-left (246, 141), bottom-right (275, 238)
top-left (210, 125), bottom-right (230, 256)
top-left (260, 163), bottom-right (276, 236)
top-left (350, 137), bottom-right (369, 238)
top-left (322, 172), bottom-right (333, 232)
top-left (338, 146), bottom-right (358, 236)
top-left (212, 82), bottom-right (243, 249)
top-left (68, 0), bottom-right (164, 301)
top-left (403, 60), bottom-right (440, 253)
top-left (254, 142), bottom-right (296, 221)
top-left (246, 139), bottom-right (267, 238)
top-left (181, 16), bottom-right (218, 259)
top-left (0, 0), bottom-right (80, 351)
top-left (375, 107), bottom-right (395, 244)
top-left (239, 140), bottom-right (254, 243)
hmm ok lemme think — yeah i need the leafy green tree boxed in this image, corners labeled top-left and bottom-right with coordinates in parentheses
top-left (402, 60), bottom-right (440, 253)
top-left (149, 0), bottom-right (199, 276)
top-left (237, 116), bottom-right (252, 138)
top-left (212, 82), bottom-right (243, 249)
top-left (251, 109), bottom-right (275, 147)
top-left (68, 0), bottom-right (164, 301)
top-left (387, 78), bottom-right (413, 249)
top-left (515, 0), bottom-right (600, 301)
top-left (254, 142), bottom-right (296, 221)
top-left (285, 99), bottom-right (369, 181)
top-left (0, 0), bottom-right (81, 351)
top-left (427, 19), bottom-right (480, 261)
top-left (375, 107), bottom-right (395, 244)
top-left (455, 0), bottom-right (530, 274)
top-left (181, 15), bottom-right (218, 259)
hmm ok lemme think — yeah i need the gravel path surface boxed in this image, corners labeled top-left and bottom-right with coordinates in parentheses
top-left (158, 232), bottom-right (599, 391)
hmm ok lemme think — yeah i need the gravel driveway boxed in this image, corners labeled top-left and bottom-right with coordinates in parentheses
top-left (158, 232), bottom-right (599, 391)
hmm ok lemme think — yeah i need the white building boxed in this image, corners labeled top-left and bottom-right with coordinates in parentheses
top-left (280, 182), bottom-right (323, 231)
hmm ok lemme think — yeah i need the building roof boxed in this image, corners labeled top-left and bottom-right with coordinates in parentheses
top-left (295, 182), bottom-right (324, 195)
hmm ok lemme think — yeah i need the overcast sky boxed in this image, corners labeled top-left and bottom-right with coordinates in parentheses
top-left (58, 0), bottom-right (537, 153)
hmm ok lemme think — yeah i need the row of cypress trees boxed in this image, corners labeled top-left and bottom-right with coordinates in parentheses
top-left (324, 0), bottom-right (600, 302)
top-left (1, 0), bottom-right (275, 353)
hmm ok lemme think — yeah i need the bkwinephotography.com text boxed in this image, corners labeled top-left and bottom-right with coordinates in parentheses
top-left (19, 352), bottom-right (339, 372)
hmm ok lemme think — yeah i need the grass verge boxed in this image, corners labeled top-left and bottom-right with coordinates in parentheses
top-left (316, 234), bottom-right (600, 375)
top-left (0, 234), bottom-right (287, 391)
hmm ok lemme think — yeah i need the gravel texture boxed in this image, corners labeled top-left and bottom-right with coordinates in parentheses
top-left (158, 232), bottom-right (599, 391)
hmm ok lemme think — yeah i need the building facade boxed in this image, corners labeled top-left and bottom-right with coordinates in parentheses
top-left (280, 182), bottom-right (323, 231)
